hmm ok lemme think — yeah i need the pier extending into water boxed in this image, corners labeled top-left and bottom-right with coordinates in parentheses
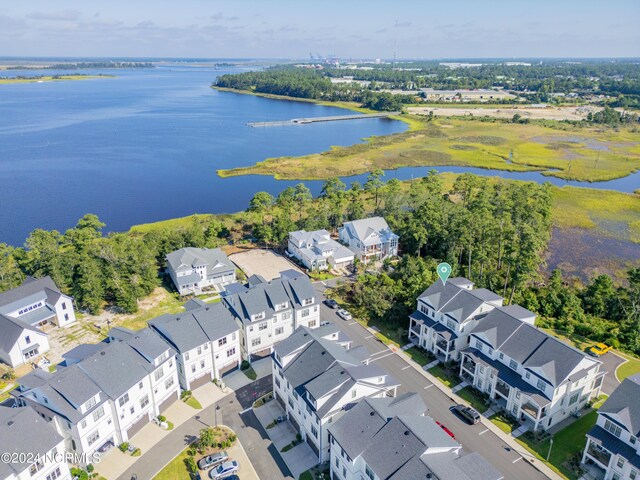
top-left (247, 112), bottom-right (399, 127)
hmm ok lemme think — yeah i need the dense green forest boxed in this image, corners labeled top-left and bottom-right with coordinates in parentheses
top-left (0, 172), bottom-right (637, 354)
top-left (216, 60), bottom-right (640, 108)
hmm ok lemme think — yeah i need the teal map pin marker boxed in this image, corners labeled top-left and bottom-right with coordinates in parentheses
top-left (437, 262), bottom-right (452, 285)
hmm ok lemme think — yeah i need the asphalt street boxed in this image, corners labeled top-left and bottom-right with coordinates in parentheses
top-left (314, 281), bottom-right (549, 480)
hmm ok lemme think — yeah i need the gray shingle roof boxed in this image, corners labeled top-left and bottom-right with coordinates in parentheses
top-left (0, 313), bottom-right (45, 357)
top-left (0, 407), bottom-right (63, 477)
top-left (166, 247), bottom-right (234, 276)
top-left (0, 276), bottom-right (63, 309)
top-left (598, 374), bottom-right (640, 436)
top-left (340, 217), bottom-right (398, 246)
top-left (149, 303), bottom-right (238, 353)
top-left (184, 298), bottom-right (207, 311)
top-left (470, 306), bottom-right (597, 387)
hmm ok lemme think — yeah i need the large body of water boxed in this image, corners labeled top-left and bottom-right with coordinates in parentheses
top-left (1, 65), bottom-right (638, 246)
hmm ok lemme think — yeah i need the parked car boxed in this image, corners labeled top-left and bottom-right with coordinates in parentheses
top-left (209, 461), bottom-right (239, 479)
top-left (452, 404), bottom-right (481, 424)
top-left (222, 477), bottom-right (239, 480)
top-left (197, 451), bottom-right (229, 470)
top-left (324, 299), bottom-right (339, 309)
top-left (337, 309), bottom-right (352, 321)
top-left (588, 343), bottom-right (612, 357)
top-left (436, 421), bottom-right (455, 439)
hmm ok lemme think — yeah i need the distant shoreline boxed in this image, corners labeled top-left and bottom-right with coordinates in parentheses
top-left (0, 74), bottom-right (115, 85)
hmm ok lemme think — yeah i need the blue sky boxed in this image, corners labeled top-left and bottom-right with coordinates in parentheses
top-left (1, 0), bottom-right (638, 58)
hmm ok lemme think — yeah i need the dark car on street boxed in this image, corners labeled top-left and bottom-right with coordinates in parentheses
top-left (323, 299), bottom-right (339, 309)
top-left (452, 404), bottom-right (481, 424)
top-left (197, 451), bottom-right (229, 470)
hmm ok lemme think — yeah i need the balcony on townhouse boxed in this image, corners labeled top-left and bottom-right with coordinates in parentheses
top-left (435, 338), bottom-right (454, 357)
top-left (521, 401), bottom-right (540, 420)
top-left (461, 356), bottom-right (476, 375)
top-left (585, 442), bottom-right (612, 467)
top-left (409, 324), bottom-right (421, 338)
top-left (495, 379), bottom-right (511, 399)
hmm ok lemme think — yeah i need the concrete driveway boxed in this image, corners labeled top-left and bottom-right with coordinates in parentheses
top-left (229, 249), bottom-right (304, 281)
top-left (600, 352), bottom-right (626, 395)
top-left (254, 400), bottom-right (318, 479)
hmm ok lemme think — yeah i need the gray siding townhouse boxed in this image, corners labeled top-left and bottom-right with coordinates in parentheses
top-left (460, 305), bottom-right (604, 431)
top-left (0, 313), bottom-right (50, 368)
top-left (408, 277), bottom-right (504, 362)
top-left (149, 301), bottom-right (241, 390)
top-left (582, 374), bottom-right (640, 480)
top-left (0, 406), bottom-right (72, 480)
top-left (338, 217), bottom-right (399, 264)
top-left (222, 270), bottom-right (320, 361)
top-left (166, 247), bottom-right (236, 295)
top-left (272, 325), bottom-right (399, 462)
top-left (328, 393), bottom-right (504, 480)
top-left (288, 229), bottom-right (355, 271)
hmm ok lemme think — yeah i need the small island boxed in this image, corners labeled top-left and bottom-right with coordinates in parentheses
top-left (0, 73), bottom-right (115, 85)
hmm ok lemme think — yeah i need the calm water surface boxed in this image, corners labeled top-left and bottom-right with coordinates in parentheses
top-left (1, 65), bottom-right (638, 246)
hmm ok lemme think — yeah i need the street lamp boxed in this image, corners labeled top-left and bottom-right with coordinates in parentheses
top-left (546, 437), bottom-right (554, 462)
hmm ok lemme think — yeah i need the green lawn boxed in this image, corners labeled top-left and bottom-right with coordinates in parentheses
top-left (404, 347), bottom-right (435, 366)
top-left (456, 387), bottom-right (490, 413)
top-left (184, 395), bottom-right (202, 410)
top-left (616, 353), bottom-right (640, 381)
top-left (489, 413), bottom-right (518, 434)
top-left (152, 448), bottom-right (191, 480)
top-left (428, 365), bottom-right (460, 388)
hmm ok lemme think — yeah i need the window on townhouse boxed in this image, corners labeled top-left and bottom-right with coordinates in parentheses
top-left (288, 398), bottom-right (294, 409)
top-left (251, 338), bottom-right (261, 347)
top-left (185, 352), bottom-right (190, 361)
top-left (200, 360), bottom-right (205, 369)
top-left (191, 365), bottom-right (196, 373)
top-left (219, 337), bottom-right (227, 347)
top-left (30, 461), bottom-right (44, 475)
top-left (569, 392), bottom-right (579, 405)
top-left (630, 470), bottom-right (638, 480)
top-left (311, 425), bottom-right (318, 438)
top-left (335, 456), bottom-right (339, 468)
top-left (303, 298), bottom-right (313, 306)
top-left (509, 360), bottom-right (518, 370)
top-left (46, 467), bottom-right (62, 480)
top-left (254, 312), bottom-right (265, 321)
top-left (525, 371), bottom-right (531, 379)
top-left (536, 379), bottom-right (546, 391)
top-left (93, 406), bottom-right (105, 422)
top-left (25, 335), bottom-right (31, 344)
top-left (118, 393), bottom-right (129, 407)
top-left (204, 343), bottom-right (209, 350)
top-left (227, 347), bottom-right (236, 357)
top-left (605, 419), bottom-right (622, 437)
top-left (232, 332), bottom-right (237, 340)
top-left (197, 346), bottom-right (202, 355)
top-left (617, 458), bottom-right (626, 469)
top-left (446, 319), bottom-right (455, 330)
top-left (475, 340), bottom-right (483, 351)
top-left (488, 348), bottom-right (493, 356)
top-left (365, 464), bottom-right (375, 480)
top-left (165, 377), bottom-right (174, 389)
top-left (140, 395), bottom-right (149, 409)
top-left (479, 365), bottom-right (484, 374)
top-left (308, 320), bottom-right (317, 328)
top-left (130, 406), bottom-right (135, 415)
top-left (283, 312), bottom-right (291, 320)
top-left (631, 436), bottom-right (637, 445)
top-left (343, 467), bottom-right (347, 478)
top-left (351, 389), bottom-right (357, 399)
top-left (80, 419), bottom-right (87, 429)
top-left (275, 327), bottom-right (284, 336)
top-left (87, 430), bottom-right (100, 446)
top-left (85, 397), bottom-right (97, 410)
top-left (301, 309), bottom-right (310, 318)
top-left (275, 377), bottom-right (281, 388)
top-left (139, 382), bottom-right (143, 389)
top-left (155, 367), bottom-right (164, 381)
top-left (259, 322), bottom-right (268, 331)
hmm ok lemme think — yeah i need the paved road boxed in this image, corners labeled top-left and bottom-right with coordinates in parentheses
top-left (315, 282), bottom-right (549, 480)
top-left (117, 378), bottom-right (290, 480)
top-left (600, 352), bottom-right (625, 395)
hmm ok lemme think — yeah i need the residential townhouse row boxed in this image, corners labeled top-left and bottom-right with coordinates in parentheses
top-left (409, 277), bottom-right (604, 431)
top-left (582, 374), bottom-right (640, 480)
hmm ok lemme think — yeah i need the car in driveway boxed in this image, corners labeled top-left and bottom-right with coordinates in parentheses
top-left (323, 299), bottom-right (339, 309)
top-left (588, 343), bottom-right (612, 357)
top-left (452, 404), bottom-right (481, 424)
top-left (209, 461), bottom-right (239, 479)
top-left (337, 309), bottom-right (352, 321)
top-left (197, 451), bottom-right (228, 470)
top-left (436, 421), bottom-right (455, 439)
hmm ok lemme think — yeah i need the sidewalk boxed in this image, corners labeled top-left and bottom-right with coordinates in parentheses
top-left (390, 344), bottom-right (563, 480)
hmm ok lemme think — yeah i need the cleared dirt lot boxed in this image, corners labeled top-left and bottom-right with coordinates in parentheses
top-left (229, 249), bottom-right (304, 281)
top-left (408, 105), bottom-right (603, 121)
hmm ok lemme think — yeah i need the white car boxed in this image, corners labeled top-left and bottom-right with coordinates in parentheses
top-left (209, 460), bottom-right (239, 479)
top-left (337, 309), bottom-right (352, 321)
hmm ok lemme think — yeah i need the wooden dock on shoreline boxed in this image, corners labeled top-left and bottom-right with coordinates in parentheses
top-left (247, 112), bottom-right (399, 127)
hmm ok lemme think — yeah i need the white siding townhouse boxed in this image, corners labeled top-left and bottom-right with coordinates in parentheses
top-left (0, 406), bottom-right (72, 480)
top-left (459, 305), bottom-right (604, 431)
top-left (288, 230), bottom-right (355, 271)
top-left (0, 276), bottom-right (76, 329)
top-left (0, 314), bottom-right (50, 368)
top-left (13, 330), bottom-right (179, 463)
top-left (0, 276), bottom-right (77, 367)
top-left (149, 300), bottom-right (241, 390)
top-left (582, 374), bottom-right (640, 480)
top-left (408, 277), bottom-right (504, 362)
top-left (166, 247), bottom-right (236, 296)
top-left (338, 217), bottom-right (398, 264)
top-left (272, 325), bottom-right (399, 462)
top-left (222, 270), bottom-right (320, 361)
top-left (328, 393), bottom-right (503, 480)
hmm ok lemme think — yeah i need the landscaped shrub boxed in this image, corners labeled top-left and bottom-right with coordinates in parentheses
top-left (157, 415), bottom-right (166, 422)
top-left (184, 457), bottom-right (197, 474)
top-left (181, 390), bottom-right (192, 399)
top-left (70, 468), bottom-right (88, 480)
top-left (118, 442), bottom-right (129, 452)
top-left (241, 360), bottom-right (250, 371)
